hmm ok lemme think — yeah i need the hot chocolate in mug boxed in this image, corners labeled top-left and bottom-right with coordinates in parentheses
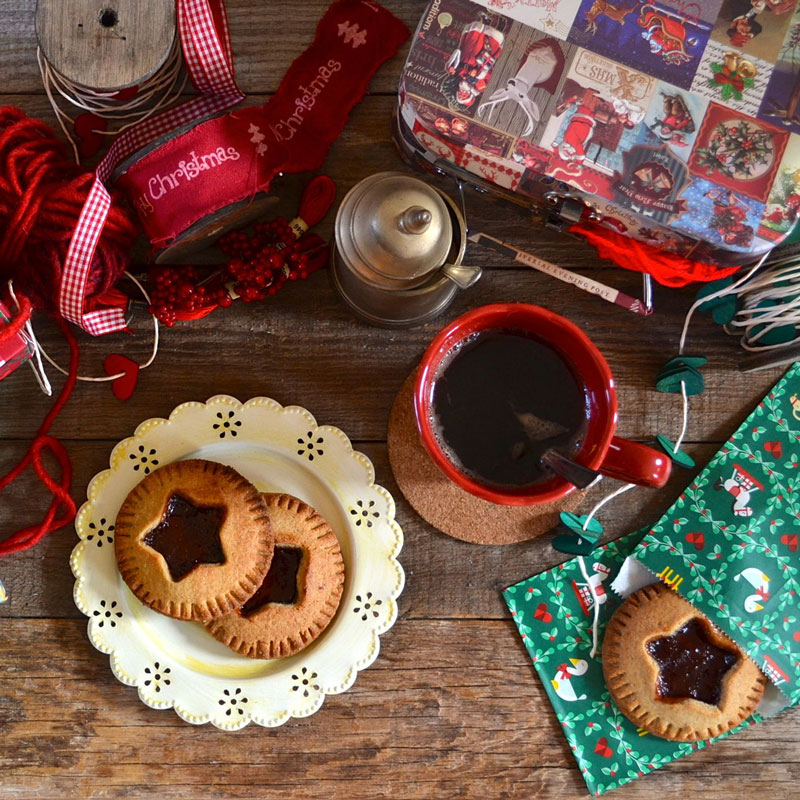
top-left (413, 303), bottom-right (671, 506)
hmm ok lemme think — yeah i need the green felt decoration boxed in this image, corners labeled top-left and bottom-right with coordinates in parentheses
top-left (559, 511), bottom-right (602, 539)
top-left (748, 299), bottom-right (796, 345)
top-left (551, 530), bottom-right (597, 556)
top-left (696, 276), bottom-right (734, 310)
top-left (660, 355), bottom-right (707, 371)
top-left (655, 364), bottom-right (705, 395)
top-left (655, 434), bottom-right (695, 468)
top-left (696, 278), bottom-right (737, 323)
top-left (711, 295), bottom-right (738, 325)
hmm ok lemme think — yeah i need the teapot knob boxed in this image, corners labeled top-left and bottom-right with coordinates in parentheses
top-left (397, 206), bottom-right (432, 235)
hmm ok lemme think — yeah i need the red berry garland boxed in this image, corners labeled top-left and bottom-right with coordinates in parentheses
top-left (147, 217), bottom-right (327, 327)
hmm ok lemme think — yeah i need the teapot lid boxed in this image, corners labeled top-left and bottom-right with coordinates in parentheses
top-left (336, 172), bottom-right (453, 288)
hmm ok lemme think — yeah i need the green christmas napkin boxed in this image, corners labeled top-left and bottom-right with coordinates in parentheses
top-left (504, 364), bottom-right (800, 796)
top-left (632, 363), bottom-right (800, 704)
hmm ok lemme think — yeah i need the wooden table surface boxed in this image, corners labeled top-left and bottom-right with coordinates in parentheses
top-left (2, 2), bottom-right (799, 798)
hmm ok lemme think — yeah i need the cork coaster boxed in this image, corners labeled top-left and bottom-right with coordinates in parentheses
top-left (387, 372), bottom-right (584, 545)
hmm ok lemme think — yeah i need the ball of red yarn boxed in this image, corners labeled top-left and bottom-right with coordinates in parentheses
top-left (0, 106), bottom-right (137, 314)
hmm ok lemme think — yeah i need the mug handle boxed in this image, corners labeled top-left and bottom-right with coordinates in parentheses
top-left (597, 436), bottom-right (671, 488)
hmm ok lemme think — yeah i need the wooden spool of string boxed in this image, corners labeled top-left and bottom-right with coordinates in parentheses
top-left (111, 121), bottom-right (281, 263)
top-left (36, 0), bottom-right (176, 92)
top-left (35, 0), bottom-right (263, 261)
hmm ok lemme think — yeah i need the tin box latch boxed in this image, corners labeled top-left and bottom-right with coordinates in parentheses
top-left (542, 191), bottom-right (600, 231)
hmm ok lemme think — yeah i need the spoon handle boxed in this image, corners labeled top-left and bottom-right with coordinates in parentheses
top-left (540, 448), bottom-right (600, 490)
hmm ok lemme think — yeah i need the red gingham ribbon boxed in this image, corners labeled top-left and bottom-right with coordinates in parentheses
top-left (60, 0), bottom-right (244, 335)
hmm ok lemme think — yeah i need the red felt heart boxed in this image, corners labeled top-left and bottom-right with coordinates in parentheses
top-left (113, 85), bottom-right (140, 102)
top-left (685, 531), bottom-right (705, 550)
top-left (74, 112), bottom-right (107, 138)
top-left (104, 354), bottom-right (139, 401)
top-left (794, 631), bottom-right (800, 643)
top-left (534, 602), bottom-right (552, 623)
top-left (74, 114), bottom-right (108, 159)
top-left (764, 441), bottom-right (783, 458)
top-left (78, 131), bottom-right (105, 160)
top-left (781, 533), bottom-right (798, 553)
top-left (594, 738), bottom-right (612, 758)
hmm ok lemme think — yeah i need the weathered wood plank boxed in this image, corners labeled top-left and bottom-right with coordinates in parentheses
top-left (1, 619), bottom-right (798, 800)
top-left (0, 265), bottom-right (778, 442)
top-left (3, 0), bottom-right (424, 95)
top-left (0, 441), bottom-right (732, 621)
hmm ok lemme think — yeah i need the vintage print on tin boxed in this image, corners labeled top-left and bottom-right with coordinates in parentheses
top-left (469, 0), bottom-right (583, 39)
top-left (688, 101), bottom-right (789, 201)
top-left (403, 0), bottom-right (515, 115)
top-left (538, 49), bottom-right (655, 197)
top-left (568, 1), bottom-right (712, 90)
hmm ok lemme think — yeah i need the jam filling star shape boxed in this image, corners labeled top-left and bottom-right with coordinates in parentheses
top-left (144, 493), bottom-right (227, 582)
top-left (645, 618), bottom-right (739, 707)
top-left (242, 546), bottom-right (303, 616)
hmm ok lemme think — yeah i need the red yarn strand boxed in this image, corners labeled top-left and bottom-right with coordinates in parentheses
top-left (0, 292), bottom-right (32, 348)
top-left (0, 316), bottom-right (78, 556)
top-left (570, 222), bottom-right (742, 288)
top-left (0, 106), bottom-right (137, 314)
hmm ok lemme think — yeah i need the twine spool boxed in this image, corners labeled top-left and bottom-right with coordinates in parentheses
top-left (36, 0), bottom-right (176, 91)
top-left (36, 0), bottom-right (183, 162)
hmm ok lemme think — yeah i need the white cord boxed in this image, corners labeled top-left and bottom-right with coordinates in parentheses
top-left (37, 40), bottom-right (187, 164)
top-left (577, 554), bottom-right (603, 658)
top-left (575, 255), bottom-right (781, 655)
top-left (674, 382), bottom-right (689, 452)
top-left (726, 256), bottom-right (800, 350)
top-left (678, 251), bottom-right (770, 355)
top-left (19, 272), bottom-right (159, 384)
top-left (7, 281), bottom-right (52, 397)
top-left (582, 482), bottom-right (636, 532)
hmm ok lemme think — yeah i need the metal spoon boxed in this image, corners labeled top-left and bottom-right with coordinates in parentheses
top-left (540, 448), bottom-right (601, 489)
top-left (441, 262), bottom-right (483, 289)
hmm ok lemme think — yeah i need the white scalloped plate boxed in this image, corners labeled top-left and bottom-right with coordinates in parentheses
top-left (70, 395), bottom-right (404, 730)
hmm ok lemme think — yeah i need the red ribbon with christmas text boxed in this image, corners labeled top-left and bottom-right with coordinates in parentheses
top-left (59, 0), bottom-right (245, 335)
top-left (60, 0), bottom-right (407, 336)
top-left (117, 1), bottom-right (408, 247)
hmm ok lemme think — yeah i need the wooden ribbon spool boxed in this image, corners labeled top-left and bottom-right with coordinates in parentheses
top-left (35, 0), bottom-right (176, 91)
top-left (110, 118), bottom-right (280, 263)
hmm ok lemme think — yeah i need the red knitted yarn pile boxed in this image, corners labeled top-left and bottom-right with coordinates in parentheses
top-left (0, 107), bottom-right (137, 558)
top-left (570, 222), bottom-right (742, 288)
top-left (0, 106), bottom-right (136, 313)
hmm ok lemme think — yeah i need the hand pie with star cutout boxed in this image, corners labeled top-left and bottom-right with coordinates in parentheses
top-left (204, 493), bottom-right (345, 659)
top-left (602, 582), bottom-right (766, 741)
top-left (115, 459), bottom-right (274, 621)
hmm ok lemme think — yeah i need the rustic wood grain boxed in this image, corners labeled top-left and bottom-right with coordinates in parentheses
top-left (1, 1), bottom-right (798, 797)
top-left (0, 266), bottom-right (782, 443)
top-left (1, 619), bottom-right (798, 800)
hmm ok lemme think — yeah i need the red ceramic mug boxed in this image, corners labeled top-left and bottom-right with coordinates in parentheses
top-left (413, 303), bottom-right (671, 506)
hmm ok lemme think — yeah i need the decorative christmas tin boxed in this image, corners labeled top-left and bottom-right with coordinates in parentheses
top-left (396, 0), bottom-right (800, 268)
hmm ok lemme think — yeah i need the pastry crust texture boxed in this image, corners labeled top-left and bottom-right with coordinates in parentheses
top-left (602, 582), bottom-right (766, 742)
top-left (205, 493), bottom-right (345, 659)
top-left (114, 459), bottom-right (273, 621)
